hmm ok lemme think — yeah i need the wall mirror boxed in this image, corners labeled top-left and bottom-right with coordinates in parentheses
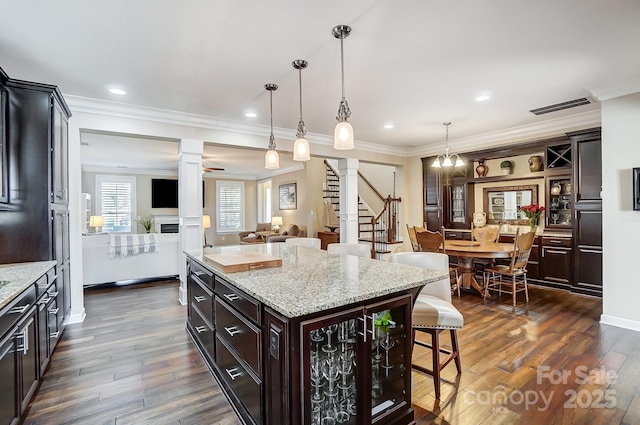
top-left (483, 184), bottom-right (538, 225)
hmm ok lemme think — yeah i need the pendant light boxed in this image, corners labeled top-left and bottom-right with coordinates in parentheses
top-left (432, 122), bottom-right (465, 168)
top-left (292, 59), bottom-right (310, 161)
top-left (332, 25), bottom-right (354, 150)
top-left (264, 83), bottom-right (279, 169)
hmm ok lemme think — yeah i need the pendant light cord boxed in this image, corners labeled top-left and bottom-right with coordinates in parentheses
top-left (298, 68), bottom-right (304, 120)
top-left (340, 31), bottom-right (346, 100)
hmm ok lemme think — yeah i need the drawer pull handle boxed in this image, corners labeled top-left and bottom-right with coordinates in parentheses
top-left (49, 291), bottom-right (59, 298)
top-left (224, 293), bottom-right (240, 302)
top-left (50, 331), bottom-right (60, 339)
top-left (40, 296), bottom-right (51, 305)
top-left (226, 367), bottom-right (243, 381)
top-left (194, 270), bottom-right (206, 277)
top-left (49, 307), bottom-right (60, 315)
top-left (9, 305), bottom-right (29, 315)
top-left (194, 296), bottom-right (206, 303)
top-left (547, 250), bottom-right (567, 255)
top-left (195, 326), bottom-right (207, 334)
top-left (549, 240), bottom-right (563, 244)
top-left (225, 326), bottom-right (241, 337)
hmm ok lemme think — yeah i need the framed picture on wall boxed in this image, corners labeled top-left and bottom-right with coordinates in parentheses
top-left (279, 183), bottom-right (297, 210)
top-left (634, 168), bottom-right (640, 211)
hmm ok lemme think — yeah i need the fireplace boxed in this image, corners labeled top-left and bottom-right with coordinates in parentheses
top-left (153, 215), bottom-right (179, 233)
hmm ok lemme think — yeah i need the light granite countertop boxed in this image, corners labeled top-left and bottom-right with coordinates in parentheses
top-left (185, 244), bottom-right (447, 319)
top-left (0, 261), bottom-right (56, 309)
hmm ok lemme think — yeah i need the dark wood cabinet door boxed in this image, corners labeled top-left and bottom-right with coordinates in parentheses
top-left (423, 157), bottom-right (443, 231)
top-left (573, 210), bottom-right (602, 296)
top-left (540, 247), bottom-right (572, 285)
top-left (16, 309), bottom-right (39, 416)
top-left (572, 134), bottom-right (602, 205)
top-left (0, 333), bottom-right (18, 425)
top-left (51, 99), bottom-right (68, 205)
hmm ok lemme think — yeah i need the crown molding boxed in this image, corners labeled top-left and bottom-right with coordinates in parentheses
top-left (406, 109), bottom-right (601, 158)
top-left (65, 95), bottom-right (406, 157)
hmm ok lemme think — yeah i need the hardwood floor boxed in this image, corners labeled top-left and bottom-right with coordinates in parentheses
top-left (23, 280), bottom-right (640, 424)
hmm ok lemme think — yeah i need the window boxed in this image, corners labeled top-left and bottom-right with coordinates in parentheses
top-left (257, 179), bottom-right (272, 223)
top-left (96, 175), bottom-right (136, 233)
top-left (216, 180), bottom-right (244, 233)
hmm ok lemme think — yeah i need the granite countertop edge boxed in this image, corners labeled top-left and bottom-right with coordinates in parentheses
top-left (186, 246), bottom-right (446, 319)
top-left (0, 261), bottom-right (57, 309)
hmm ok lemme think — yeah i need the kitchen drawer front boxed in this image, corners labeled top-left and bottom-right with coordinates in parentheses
top-left (444, 231), bottom-right (471, 241)
top-left (215, 277), bottom-right (260, 325)
top-left (189, 307), bottom-right (215, 361)
top-left (541, 237), bottom-right (572, 248)
top-left (190, 261), bottom-right (213, 290)
top-left (215, 297), bottom-right (261, 377)
top-left (216, 335), bottom-right (263, 425)
top-left (191, 278), bottom-right (214, 324)
top-left (0, 285), bottom-right (36, 338)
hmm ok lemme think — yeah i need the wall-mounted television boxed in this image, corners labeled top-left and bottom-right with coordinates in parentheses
top-left (151, 179), bottom-right (178, 208)
top-left (151, 178), bottom-right (205, 208)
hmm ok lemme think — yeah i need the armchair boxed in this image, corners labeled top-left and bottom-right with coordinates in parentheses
top-left (267, 224), bottom-right (307, 243)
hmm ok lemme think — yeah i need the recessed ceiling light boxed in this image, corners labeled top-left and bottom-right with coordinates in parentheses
top-left (245, 112), bottom-right (257, 118)
top-left (109, 88), bottom-right (126, 95)
top-left (475, 95), bottom-right (490, 102)
top-left (384, 124), bottom-right (395, 129)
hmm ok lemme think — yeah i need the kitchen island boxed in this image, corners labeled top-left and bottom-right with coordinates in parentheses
top-left (185, 243), bottom-right (446, 425)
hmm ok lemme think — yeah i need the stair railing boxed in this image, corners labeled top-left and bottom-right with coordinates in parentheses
top-left (371, 196), bottom-right (402, 258)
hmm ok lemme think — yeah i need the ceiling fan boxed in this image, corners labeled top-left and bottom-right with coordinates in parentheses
top-left (202, 156), bottom-right (225, 172)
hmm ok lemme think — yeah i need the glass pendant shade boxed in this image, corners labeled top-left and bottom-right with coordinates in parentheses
top-left (332, 25), bottom-right (355, 150)
top-left (264, 83), bottom-right (279, 169)
top-left (442, 156), bottom-right (453, 167)
top-left (265, 148), bottom-right (279, 169)
top-left (292, 59), bottom-right (311, 161)
top-left (334, 121), bottom-right (354, 150)
top-left (293, 137), bottom-right (310, 161)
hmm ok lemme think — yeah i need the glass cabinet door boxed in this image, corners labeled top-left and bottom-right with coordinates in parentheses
top-left (364, 294), bottom-right (412, 423)
top-left (302, 308), bottom-right (362, 425)
top-left (547, 177), bottom-right (572, 229)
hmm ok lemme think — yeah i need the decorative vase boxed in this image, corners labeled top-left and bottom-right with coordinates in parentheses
top-left (475, 160), bottom-right (488, 177)
top-left (529, 217), bottom-right (538, 232)
top-left (528, 155), bottom-right (543, 172)
top-left (500, 160), bottom-right (513, 175)
top-left (473, 212), bottom-right (487, 228)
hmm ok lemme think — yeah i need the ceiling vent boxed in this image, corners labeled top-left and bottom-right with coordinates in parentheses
top-left (529, 97), bottom-right (594, 115)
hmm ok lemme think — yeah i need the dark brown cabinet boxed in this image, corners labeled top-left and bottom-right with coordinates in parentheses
top-left (0, 332), bottom-right (18, 425)
top-left (444, 182), bottom-right (474, 229)
top-left (0, 69), bottom-right (72, 318)
top-left (422, 157), bottom-right (443, 231)
top-left (540, 237), bottom-right (572, 289)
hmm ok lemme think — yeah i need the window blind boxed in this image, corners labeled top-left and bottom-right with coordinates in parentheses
top-left (96, 175), bottom-right (136, 233)
top-left (216, 181), bottom-right (244, 232)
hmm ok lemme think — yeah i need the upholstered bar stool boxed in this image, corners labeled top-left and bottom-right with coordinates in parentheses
top-left (285, 237), bottom-right (321, 249)
top-left (326, 243), bottom-right (371, 258)
top-left (391, 252), bottom-right (464, 400)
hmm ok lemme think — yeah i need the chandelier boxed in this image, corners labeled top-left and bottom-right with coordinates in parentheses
top-left (432, 122), bottom-right (464, 168)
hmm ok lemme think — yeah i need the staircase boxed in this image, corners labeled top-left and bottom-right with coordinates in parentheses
top-left (323, 160), bottom-right (402, 259)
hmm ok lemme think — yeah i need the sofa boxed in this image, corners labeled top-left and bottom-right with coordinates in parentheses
top-left (267, 224), bottom-right (307, 243)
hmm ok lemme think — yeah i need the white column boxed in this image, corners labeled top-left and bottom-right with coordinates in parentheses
top-left (178, 139), bottom-right (203, 305)
top-left (338, 158), bottom-right (359, 243)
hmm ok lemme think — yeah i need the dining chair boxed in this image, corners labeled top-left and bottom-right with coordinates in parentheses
top-left (483, 229), bottom-right (536, 306)
top-left (326, 243), bottom-right (371, 258)
top-left (406, 223), bottom-right (425, 252)
top-left (390, 252), bottom-right (463, 400)
top-left (415, 227), bottom-right (461, 297)
top-left (285, 237), bottom-right (321, 249)
top-left (470, 223), bottom-right (501, 273)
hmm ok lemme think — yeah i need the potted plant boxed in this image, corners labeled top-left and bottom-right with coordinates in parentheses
top-left (500, 160), bottom-right (513, 175)
top-left (137, 214), bottom-right (155, 233)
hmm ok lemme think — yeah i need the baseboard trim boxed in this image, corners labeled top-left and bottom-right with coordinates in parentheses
top-left (66, 308), bottom-right (87, 325)
top-left (600, 314), bottom-right (640, 333)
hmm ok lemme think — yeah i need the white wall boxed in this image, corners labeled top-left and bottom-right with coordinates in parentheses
top-left (600, 92), bottom-right (640, 330)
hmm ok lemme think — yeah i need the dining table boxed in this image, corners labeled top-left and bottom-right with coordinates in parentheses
top-left (444, 240), bottom-right (515, 297)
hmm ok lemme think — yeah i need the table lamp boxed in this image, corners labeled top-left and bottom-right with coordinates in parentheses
top-left (271, 216), bottom-right (283, 233)
top-left (202, 215), bottom-right (211, 247)
top-left (89, 215), bottom-right (103, 233)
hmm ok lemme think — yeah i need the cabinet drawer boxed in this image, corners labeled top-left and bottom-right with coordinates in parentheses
top-left (444, 231), bottom-right (471, 241)
top-left (189, 307), bottom-right (215, 361)
top-left (191, 278), bottom-right (214, 324)
top-left (190, 261), bottom-right (213, 289)
top-left (216, 335), bottom-right (263, 425)
top-left (215, 298), bottom-right (261, 377)
top-left (0, 285), bottom-right (36, 338)
top-left (216, 277), bottom-right (260, 325)
top-left (541, 237), bottom-right (572, 248)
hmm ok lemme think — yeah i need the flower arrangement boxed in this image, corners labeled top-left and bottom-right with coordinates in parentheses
top-left (520, 204), bottom-right (545, 231)
top-left (137, 214), bottom-right (155, 233)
